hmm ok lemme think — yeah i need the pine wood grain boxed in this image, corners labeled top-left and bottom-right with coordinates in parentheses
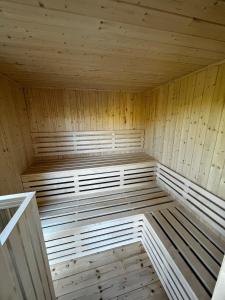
top-left (24, 88), bottom-right (146, 132)
top-left (0, 74), bottom-right (33, 195)
top-left (52, 242), bottom-right (168, 300)
top-left (144, 62), bottom-right (225, 199)
top-left (0, 1), bottom-right (225, 90)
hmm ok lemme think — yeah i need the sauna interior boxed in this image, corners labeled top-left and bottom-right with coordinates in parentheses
top-left (0, 1), bottom-right (225, 300)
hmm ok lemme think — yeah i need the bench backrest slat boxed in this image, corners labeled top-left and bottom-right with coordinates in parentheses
top-left (157, 163), bottom-right (225, 239)
top-left (32, 129), bottom-right (145, 157)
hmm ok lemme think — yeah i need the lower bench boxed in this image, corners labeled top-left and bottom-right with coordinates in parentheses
top-left (46, 203), bottom-right (225, 300)
top-left (47, 204), bottom-right (225, 300)
top-left (42, 164), bottom-right (225, 300)
top-left (143, 205), bottom-right (225, 300)
top-left (40, 183), bottom-right (174, 265)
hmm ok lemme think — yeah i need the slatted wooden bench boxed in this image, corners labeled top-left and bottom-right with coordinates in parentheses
top-left (143, 205), bottom-right (225, 300)
top-left (143, 163), bottom-right (225, 300)
top-left (22, 129), bottom-right (153, 203)
top-left (43, 193), bottom-right (225, 299)
top-left (21, 128), bottom-right (225, 300)
top-left (39, 184), bottom-right (174, 265)
top-left (157, 164), bottom-right (225, 238)
top-left (22, 153), bottom-right (157, 205)
top-left (23, 153), bottom-right (158, 198)
top-left (22, 129), bottom-right (169, 266)
top-left (39, 164), bottom-right (225, 300)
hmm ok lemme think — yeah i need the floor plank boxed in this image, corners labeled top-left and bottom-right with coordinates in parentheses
top-left (51, 242), bottom-right (168, 300)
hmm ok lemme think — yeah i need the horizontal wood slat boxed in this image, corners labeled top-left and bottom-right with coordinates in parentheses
top-left (39, 184), bottom-right (174, 265)
top-left (32, 129), bottom-right (145, 157)
top-left (157, 163), bottom-right (225, 238)
top-left (45, 216), bottom-right (143, 265)
top-left (22, 153), bottom-right (156, 203)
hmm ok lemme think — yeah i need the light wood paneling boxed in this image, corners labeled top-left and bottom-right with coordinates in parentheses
top-left (0, 1), bottom-right (225, 90)
top-left (144, 62), bottom-right (225, 199)
top-left (24, 88), bottom-right (146, 132)
top-left (0, 192), bottom-right (55, 300)
top-left (0, 75), bottom-right (33, 195)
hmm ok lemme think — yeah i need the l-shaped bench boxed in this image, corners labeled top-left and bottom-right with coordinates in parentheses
top-left (21, 130), bottom-right (225, 300)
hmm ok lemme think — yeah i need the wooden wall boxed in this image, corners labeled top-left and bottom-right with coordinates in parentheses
top-left (144, 62), bottom-right (225, 199)
top-left (24, 89), bottom-right (146, 132)
top-left (0, 75), bottom-right (33, 195)
top-left (15, 62), bottom-right (225, 200)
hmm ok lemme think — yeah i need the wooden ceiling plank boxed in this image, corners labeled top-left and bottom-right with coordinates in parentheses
top-left (0, 0), bottom-right (224, 90)
top-left (1, 14), bottom-right (225, 55)
top-left (116, 0), bottom-right (225, 26)
top-left (4, 0), bottom-right (225, 40)
top-left (0, 44), bottom-right (219, 66)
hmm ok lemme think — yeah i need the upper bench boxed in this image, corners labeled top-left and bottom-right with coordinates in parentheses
top-left (22, 129), bottom-right (151, 204)
top-left (21, 153), bottom-right (155, 204)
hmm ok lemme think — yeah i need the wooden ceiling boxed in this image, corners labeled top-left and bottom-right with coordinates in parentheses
top-left (0, 0), bottom-right (225, 90)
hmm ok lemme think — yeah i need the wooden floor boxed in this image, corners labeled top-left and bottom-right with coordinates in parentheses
top-left (51, 242), bottom-right (168, 300)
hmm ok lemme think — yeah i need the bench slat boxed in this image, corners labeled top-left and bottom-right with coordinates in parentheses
top-left (144, 213), bottom-right (208, 300)
top-left (169, 207), bottom-right (224, 263)
top-left (157, 163), bottom-right (225, 239)
top-left (32, 130), bottom-right (145, 157)
top-left (153, 211), bottom-right (215, 294)
top-left (161, 209), bottom-right (220, 277)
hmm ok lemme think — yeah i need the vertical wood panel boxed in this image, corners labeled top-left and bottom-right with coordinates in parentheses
top-left (0, 75), bottom-right (33, 195)
top-left (0, 193), bottom-right (55, 300)
top-left (24, 89), bottom-right (146, 133)
top-left (144, 62), bottom-right (225, 199)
